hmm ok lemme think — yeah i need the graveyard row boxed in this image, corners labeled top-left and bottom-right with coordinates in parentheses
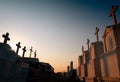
top-left (77, 6), bottom-right (120, 82)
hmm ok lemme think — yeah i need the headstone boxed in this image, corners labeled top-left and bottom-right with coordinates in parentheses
top-left (90, 41), bottom-right (104, 60)
top-left (22, 46), bottom-right (26, 57)
top-left (83, 51), bottom-right (89, 64)
top-left (109, 5), bottom-right (118, 24)
top-left (2, 32), bottom-right (10, 44)
top-left (29, 47), bottom-right (33, 57)
top-left (34, 50), bottom-right (37, 58)
top-left (78, 55), bottom-right (83, 80)
top-left (67, 66), bottom-right (70, 77)
top-left (102, 24), bottom-right (120, 52)
top-left (83, 50), bottom-right (89, 77)
top-left (0, 43), bottom-right (18, 61)
top-left (78, 55), bottom-right (83, 66)
top-left (70, 61), bottom-right (73, 71)
top-left (16, 42), bottom-right (21, 54)
top-left (100, 24), bottom-right (120, 78)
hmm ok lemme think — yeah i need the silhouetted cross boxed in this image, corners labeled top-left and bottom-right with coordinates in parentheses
top-left (109, 5), bottom-right (118, 24)
top-left (30, 47), bottom-right (33, 57)
top-left (87, 38), bottom-right (90, 51)
top-left (16, 42), bottom-right (21, 54)
top-left (94, 27), bottom-right (99, 42)
top-left (82, 45), bottom-right (84, 54)
top-left (34, 50), bottom-right (37, 58)
top-left (2, 32), bottom-right (10, 44)
top-left (22, 46), bottom-right (26, 57)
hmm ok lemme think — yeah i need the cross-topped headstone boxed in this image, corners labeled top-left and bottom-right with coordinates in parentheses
top-left (2, 32), bottom-right (10, 44)
top-left (34, 50), bottom-right (37, 58)
top-left (94, 27), bottom-right (99, 42)
top-left (22, 46), bottom-right (26, 57)
top-left (16, 42), bottom-right (21, 54)
top-left (109, 5), bottom-right (118, 24)
top-left (29, 47), bottom-right (33, 57)
top-left (82, 45), bottom-right (84, 54)
top-left (87, 38), bottom-right (90, 51)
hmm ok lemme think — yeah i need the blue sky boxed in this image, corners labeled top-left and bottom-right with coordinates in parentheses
top-left (0, 0), bottom-right (120, 72)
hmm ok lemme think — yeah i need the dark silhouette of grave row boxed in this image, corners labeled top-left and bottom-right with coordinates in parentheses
top-left (2, 32), bottom-right (37, 58)
top-left (0, 32), bottom-right (55, 82)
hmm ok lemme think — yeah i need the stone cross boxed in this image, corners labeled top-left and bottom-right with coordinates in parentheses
top-left (16, 42), bottom-right (21, 54)
top-left (29, 47), bottom-right (33, 57)
top-left (34, 50), bottom-right (37, 58)
top-left (87, 38), bottom-right (90, 51)
top-left (94, 27), bottom-right (99, 42)
top-left (109, 5), bottom-right (118, 24)
top-left (2, 32), bottom-right (10, 44)
top-left (22, 46), bottom-right (26, 57)
top-left (82, 45), bottom-right (84, 54)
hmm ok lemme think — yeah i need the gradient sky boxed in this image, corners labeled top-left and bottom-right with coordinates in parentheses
top-left (0, 0), bottom-right (120, 72)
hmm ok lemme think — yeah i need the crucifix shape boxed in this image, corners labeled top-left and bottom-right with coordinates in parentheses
top-left (16, 42), bottom-right (21, 54)
top-left (94, 27), bottom-right (99, 42)
top-left (109, 5), bottom-right (118, 24)
top-left (82, 45), bottom-right (84, 54)
top-left (22, 46), bottom-right (26, 57)
top-left (29, 47), bottom-right (33, 57)
top-left (34, 50), bottom-right (37, 58)
top-left (87, 38), bottom-right (90, 51)
top-left (2, 32), bottom-right (10, 44)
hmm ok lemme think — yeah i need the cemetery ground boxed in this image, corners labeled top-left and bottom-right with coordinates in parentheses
top-left (39, 78), bottom-right (82, 82)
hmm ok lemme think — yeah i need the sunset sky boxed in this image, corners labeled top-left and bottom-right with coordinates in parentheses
top-left (0, 0), bottom-right (120, 72)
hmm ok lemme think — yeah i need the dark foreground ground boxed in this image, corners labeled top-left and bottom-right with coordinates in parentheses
top-left (39, 78), bottom-right (82, 82)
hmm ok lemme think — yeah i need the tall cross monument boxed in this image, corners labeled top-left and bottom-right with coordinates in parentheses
top-left (34, 50), bottom-right (37, 58)
top-left (16, 42), bottom-right (21, 54)
top-left (2, 32), bottom-right (10, 44)
top-left (109, 5), bottom-right (118, 24)
top-left (94, 27), bottom-right (99, 42)
top-left (22, 46), bottom-right (26, 57)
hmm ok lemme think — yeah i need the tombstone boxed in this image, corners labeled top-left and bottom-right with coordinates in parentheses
top-left (94, 27), bottom-right (99, 42)
top-left (81, 46), bottom-right (89, 78)
top-left (16, 42), bottom-right (21, 54)
top-left (83, 51), bottom-right (89, 64)
top-left (70, 61), bottom-right (73, 71)
top-left (2, 32), bottom-right (10, 44)
top-left (34, 50), bottom-right (37, 58)
top-left (22, 46), bottom-right (26, 57)
top-left (102, 24), bottom-right (120, 52)
top-left (85, 41), bottom-right (104, 82)
top-left (78, 55), bottom-right (83, 79)
top-left (109, 5), bottom-right (118, 24)
top-left (78, 55), bottom-right (83, 66)
top-left (90, 41), bottom-right (104, 60)
top-left (100, 24), bottom-right (120, 80)
top-left (67, 66), bottom-right (70, 77)
top-left (0, 43), bottom-right (29, 82)
top-left (29, 47), bottom-right (33, 58)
